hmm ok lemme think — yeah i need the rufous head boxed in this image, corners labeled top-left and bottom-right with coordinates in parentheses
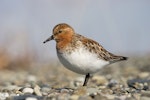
top-left (43, 23), bottom-right (74, 43)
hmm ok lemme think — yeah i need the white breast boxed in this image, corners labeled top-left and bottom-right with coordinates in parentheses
top-left (57, 47), bottom-right (109, 75)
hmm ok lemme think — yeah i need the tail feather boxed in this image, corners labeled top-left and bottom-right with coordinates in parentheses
top-left (121, 56), bottom-right (128, 60)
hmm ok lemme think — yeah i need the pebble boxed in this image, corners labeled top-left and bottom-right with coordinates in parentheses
top-left (87, 88), bottom-right (99, 95)
top-left (138, 72), bottom-right (149, 78)
top-left (60, 88), bottom-right (70, 93)
top-left (34, 85), bottom-right (42, 96)
top-left (48, 92), bottom-right (59, 98)
top-left (69, 95), bottom-right (79, 100)
top-left (74, 77), bottom-right (84, 86)
top-left (103, 94), bottom-right (115, 100)
top-left (13, 95), bottom-right (43, 100)
top-left (134, 83), bottom-right (144, 90)
top-left (41, 87), bottom-right (51, 95)
top-left (41, 87), bottom-right (51, 92)
top-left (26, 97), bottom-right (37, 100)
top-left (108, 79), bottom-right (118, 88)
top-left (0, 92), bottom-right (9, 100)
top-left (22, 88), bottom-right (34, 94)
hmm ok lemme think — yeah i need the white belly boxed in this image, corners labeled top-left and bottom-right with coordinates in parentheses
top-left (57, 48), bottom-right (109, 75)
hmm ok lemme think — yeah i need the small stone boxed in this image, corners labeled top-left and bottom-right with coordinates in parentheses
top-left (41, 87), bottom-right (51, 95)
top-left (15, 90), bottom-right (23, 95)
top-left (60, 89), bottom-right (69, 93)
top-left (115, 95), bottom-right (127, 100)
top-left (74, 77), bottom-right (84, 86)
top-left (99, 85), bottom-right (106, 89)
top-left (87, 88), bottom-right (99, 95)
top-left (69, 95), bottom-right (79, 100)
top-left (25, 97), bottom-right (38, 100)
top-left (22, 88), bottom-right (34, 94)
top-left (143, 83), bottom-right (149, 90)
top-left (138, 72), bottom-right (149, 78)
top-left (108, 79), bottom-right (118, 88)
top-left (34, 85), bottom-right (42, 96)
top-left (41, 87), bottom-right (51, 92)
top-left (134, 83), bottom-right (144, 90)
top-left (104, 94), bottom-right (115, 100)
top-left (48, 92), bottom-right (59, 98)
top-left (0, 92), bottom-right (9, 100)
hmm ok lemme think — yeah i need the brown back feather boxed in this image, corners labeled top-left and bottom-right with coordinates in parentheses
top-left (73, 34), bottom-right (127, 63)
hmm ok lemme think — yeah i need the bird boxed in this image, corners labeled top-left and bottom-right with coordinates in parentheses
top-left (43, 23), bottom-right (128, 86)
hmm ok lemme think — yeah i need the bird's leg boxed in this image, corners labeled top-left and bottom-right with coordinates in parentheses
top-left (83, 73), bottom-right (90, 86)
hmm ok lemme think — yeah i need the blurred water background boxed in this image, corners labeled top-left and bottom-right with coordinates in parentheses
top-left (0, 0), bottom-right (150, 69)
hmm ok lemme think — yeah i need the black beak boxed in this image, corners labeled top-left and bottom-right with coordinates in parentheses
top-left (43, 35), bottom-right (54, 43)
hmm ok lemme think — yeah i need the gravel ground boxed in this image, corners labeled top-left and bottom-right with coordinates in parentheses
top-left (0, 57), bottom-right (150, 100)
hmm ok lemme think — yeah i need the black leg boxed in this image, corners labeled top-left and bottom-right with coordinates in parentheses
top-left (83, 73), bottom-right (90, 86)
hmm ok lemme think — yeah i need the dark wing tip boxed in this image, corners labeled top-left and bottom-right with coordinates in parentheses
top-left (122, 56), bottom-right (128, 60)
top-left (110, 56), bottom-right (128, 64)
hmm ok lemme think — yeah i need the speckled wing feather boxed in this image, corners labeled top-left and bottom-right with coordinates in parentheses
top-left (74, 34), bottom-right (127, 63)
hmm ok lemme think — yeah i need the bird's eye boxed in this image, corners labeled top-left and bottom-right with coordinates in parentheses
top-left (58, 30), bottom-right (62, 33)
